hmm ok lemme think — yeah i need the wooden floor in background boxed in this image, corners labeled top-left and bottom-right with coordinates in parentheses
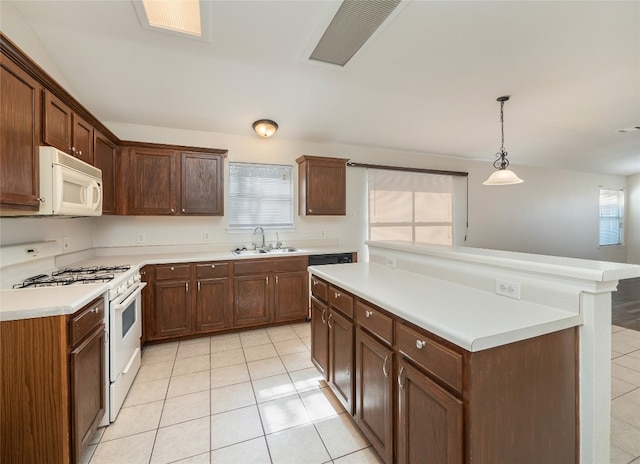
top-left (612, 277), bottom-right (640, 331)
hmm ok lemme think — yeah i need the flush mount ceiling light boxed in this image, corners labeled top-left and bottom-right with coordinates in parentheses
top-left (133, 0), bottom-right (211, 41)
top-left (483, 96), bottom-right (524, 186)
top-left (252, 119), bottom-right (278, 138)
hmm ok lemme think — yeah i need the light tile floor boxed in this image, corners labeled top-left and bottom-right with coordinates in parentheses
top-left (611, 325), bottom-right (640, 464)
top-left (83, 323), bottom-right (640, 464)
top-left (84, 322), bottom-right (383, 464)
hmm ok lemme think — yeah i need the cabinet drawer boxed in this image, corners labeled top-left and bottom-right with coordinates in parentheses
top-left (396, 323), bottom-right (462, 393)
top-left (233, 256), bottom-right (307, 275)
top-left (311, 275), bottom-right (328, 302)
top-left (329, 286), bottom-right (354, 318)
top-left (156, 264), bottom-right (191, 280)
top-left (356, 301), bottom-right (393, 345)
top-left (70, 298), bottom-right (104, 347)
top-left (196, 262), bottom-right (228, 278)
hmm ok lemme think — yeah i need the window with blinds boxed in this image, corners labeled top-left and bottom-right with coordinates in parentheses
top-left (599, 188), bottom-right (624, 246)
top-left (228, 162), bottom-right (293, 229)
top-left (368, 169), bottom-right (453, 245)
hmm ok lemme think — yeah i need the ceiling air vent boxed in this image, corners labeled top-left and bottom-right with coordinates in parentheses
top-left (617, 126), bottom-right (640, 133)
top-left (309, 0), bottom-right (403, 67)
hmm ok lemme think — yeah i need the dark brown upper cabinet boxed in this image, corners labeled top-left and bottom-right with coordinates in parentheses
top-left (43, 90), bottom-right (94, 164)
top-left (122, 145), bottom-right (226, 216)
top-left (93, 130), bottom-right (117, 214)
top-left (296, 155), bottom-right (348, 216)
top-left (0, 53), bottom-right (42, 211)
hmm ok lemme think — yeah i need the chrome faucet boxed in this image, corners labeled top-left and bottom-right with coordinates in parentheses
top-left (254, 226), bottom-right (266, 249)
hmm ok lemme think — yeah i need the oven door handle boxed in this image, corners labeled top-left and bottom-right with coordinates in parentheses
top-left (112, 282), bottom-right (146, 310)
top-left (122, 347), bottom-right (140, 375)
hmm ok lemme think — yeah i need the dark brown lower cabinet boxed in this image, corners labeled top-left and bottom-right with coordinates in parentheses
top-left (155, 278), bottom-right (192, 338)
top-left (311, 296), bottom-right (329, 378)
top-left (328, 308), bottom-right (354, 414)
top-left (70, 324), bottom-right (106, 462)
top-left (274, 270), bottom-right (309, 321)
top-left (355, 329), bottom-right (394, 464)
top-left (195, 277), bottom-right (228, 332)
top-left (233, 274), bottom-right (271, 326)
top-left (397, 358), bottom-right (463, 464)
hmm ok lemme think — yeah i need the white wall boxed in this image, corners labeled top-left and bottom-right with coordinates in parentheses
top-left (627, 173), bottom-right (640, 264)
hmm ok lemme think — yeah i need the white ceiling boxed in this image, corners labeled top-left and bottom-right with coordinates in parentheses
top-left (7, 0), bottom-right (640, 175)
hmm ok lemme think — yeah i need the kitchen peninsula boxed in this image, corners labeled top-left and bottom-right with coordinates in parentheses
top-left (308, 241), bottom-right (640, 463)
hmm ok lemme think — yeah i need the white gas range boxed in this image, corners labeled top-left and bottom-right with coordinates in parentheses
top-left (6, 257), bottom-right (145, 425)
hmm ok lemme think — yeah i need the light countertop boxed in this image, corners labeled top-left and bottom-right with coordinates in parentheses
top-left (0, 246), bottom-right (353, 321)
top-left (309, 262), bottom-right (583, 352)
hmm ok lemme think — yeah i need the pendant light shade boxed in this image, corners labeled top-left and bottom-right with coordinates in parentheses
top-left (483, 168), bottom-right (523, 185)
top-left (483, 96), bottom-right (523, 186)
top-left (252, 119), bottom-right (278, 137)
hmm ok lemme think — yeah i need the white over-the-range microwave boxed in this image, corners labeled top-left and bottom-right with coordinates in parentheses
top-left (5, 146), bottom-right (103, 217)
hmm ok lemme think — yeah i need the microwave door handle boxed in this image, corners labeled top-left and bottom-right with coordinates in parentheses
top-left (91, 181), bottom-right (102, 211)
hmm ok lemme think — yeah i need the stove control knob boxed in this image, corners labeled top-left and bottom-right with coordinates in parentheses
top-left (118, 284), bottom-right (127, 295)
top-left (128, 277), bottom-right (134, 286)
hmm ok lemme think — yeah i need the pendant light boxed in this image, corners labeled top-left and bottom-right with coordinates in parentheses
top-left (483, 96), bottom-right (523, 185)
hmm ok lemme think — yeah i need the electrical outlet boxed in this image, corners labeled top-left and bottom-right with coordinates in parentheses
top-left (385, 256), bottom-right (396, 268)
top-left (63, 236), bottom-right (69, 250)
top-left (299, 231), bottom-right (310, 237)
top-left (495, 279), bottom-right (521, 299)
top-left (320, 229), bottom-right (326, 237)
top-left (137, 232), bottom-right (146, 244)
top-left (203, 231), bottom-right (210, 241)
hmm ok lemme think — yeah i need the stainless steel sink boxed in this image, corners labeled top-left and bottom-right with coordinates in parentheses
top-left (231, 247), bottom-right (304, 256)
top-left (231, 249), bottom-right (269, 256)
top-left (268, 247), bottom-right (301, 254)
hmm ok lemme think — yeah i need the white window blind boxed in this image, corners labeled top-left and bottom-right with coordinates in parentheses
top-left (368, 169), bottom-right (453, 245)
top-left (599, 188), bottom-right (624, 246)
top-left (228, 162), bottom-right (293, 229)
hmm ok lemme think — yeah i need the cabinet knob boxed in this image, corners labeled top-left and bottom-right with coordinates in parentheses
top-left (312, 280), bottom-right (317, 286)
top-left (71, 146), bottom-right (75, 152)
top-left (78, 150), bottom-right (82, 156)
top-left (211, 264), bottom-right (215, 269)
top-left (416, 340), bottom-right (426, 349)
top-left (182, 208), bottom-right (185, 212)
top-left (170, 266), bottom-right (175, 271)
top-left (171, 208), bottom-right (175, 213)
top-left (321, 308), bottom-right (327, 324)
top-left (382, 355), bottom-right (389, 378)
top-left (334, 292), bottom-right (340, 299)
top-left (365, 310), bottom-right (372, 318)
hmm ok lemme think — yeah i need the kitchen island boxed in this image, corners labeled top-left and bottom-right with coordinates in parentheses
top-left (309, 240), bottom-right (640, 464)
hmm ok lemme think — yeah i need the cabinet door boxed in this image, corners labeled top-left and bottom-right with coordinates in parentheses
top-left (274, 271), bottom-right (309, 322)
top-left (180, 152), bottom-right (223, 215)
top-left (397, 359), bottom-right (463, 464)
top-left (72, 113), bottom-right (93, 163)
top-left (155, 279), bottom-right (192, 337)
top-left (195, 277), bottom-right (228, 332)
top-left (70, 325), bottom-right (105, 463)
top-left (355, 329), bottom-right (393, 464)
top-left (298, 156), bottom-right (347, 216)
top-left (311, 296), bottom-right (329, 379)
top-left (233, 274), bottom-right (271, 327)
top-left (129, 148), bottom-right (178, 215)
top-left (329, 309), bottom-right (354, 414)
top-left (93, 131), bottom-right (117, 214)
top-left (43, 89), bottom-right (72, 153)
top-left (0, 56), bottom-right (41, 209)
